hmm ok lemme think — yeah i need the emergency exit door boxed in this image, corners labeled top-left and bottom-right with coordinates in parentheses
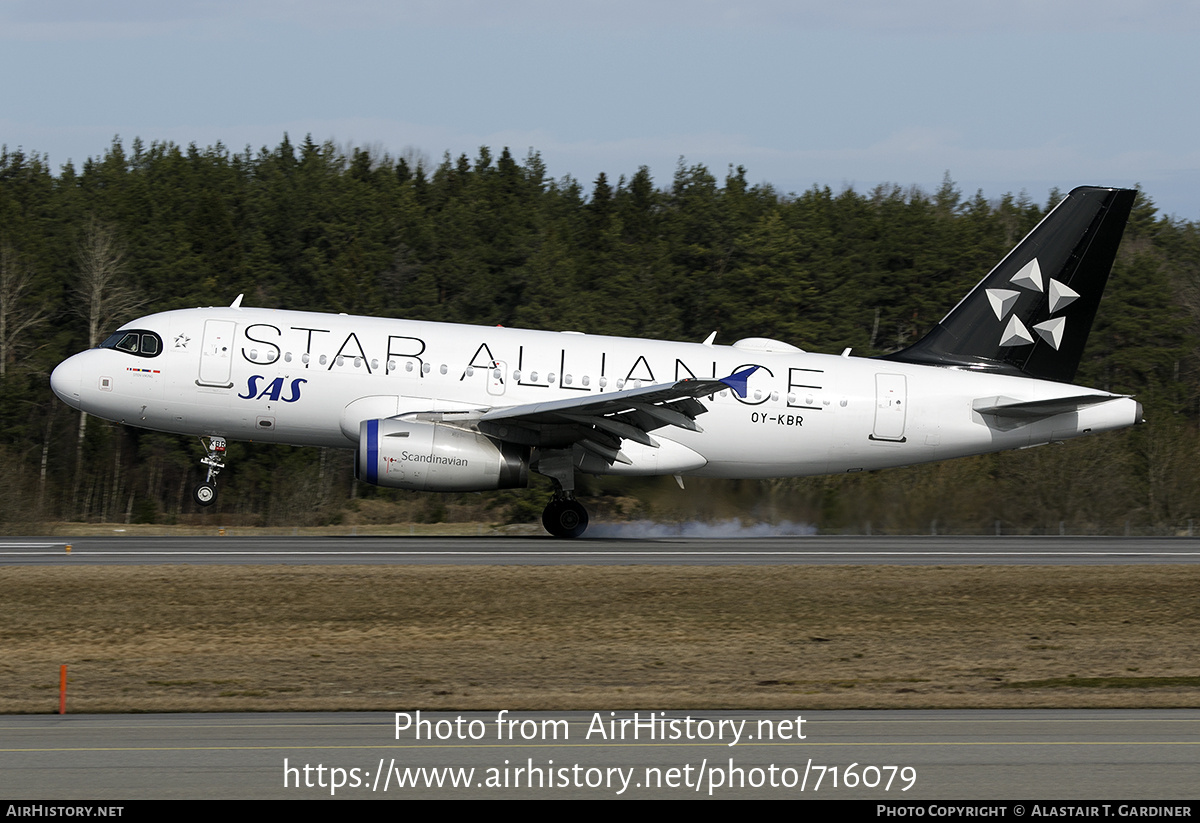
top-left (871, 373), bottom-right (907, 442)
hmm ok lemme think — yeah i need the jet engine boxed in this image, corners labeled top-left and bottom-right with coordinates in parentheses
top-left (355, 418), bottom-right (529, 491)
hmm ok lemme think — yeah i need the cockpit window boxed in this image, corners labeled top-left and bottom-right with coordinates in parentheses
top-left (99, 329), bottom-right (163, 358)
top-left (114, 332), bottom-right (140, 353)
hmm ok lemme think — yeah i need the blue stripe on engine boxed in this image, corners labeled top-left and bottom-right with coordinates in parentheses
top-left (366, 419), bottom-right (379, 484)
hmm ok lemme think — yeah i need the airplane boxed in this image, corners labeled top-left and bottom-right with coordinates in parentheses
top-left (50, 186), bottom-right (1141, 537)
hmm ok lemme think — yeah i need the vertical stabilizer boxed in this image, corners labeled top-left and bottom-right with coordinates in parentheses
top-left (885, 186), bottom-right (1136, 383)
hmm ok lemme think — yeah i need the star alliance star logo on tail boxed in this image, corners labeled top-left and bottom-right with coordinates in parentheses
top-left (986, 257), bottom-right (1079, 350)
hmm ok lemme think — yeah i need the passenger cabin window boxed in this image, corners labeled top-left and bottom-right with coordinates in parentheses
top-left (99, 330), bottom-right (163, 358)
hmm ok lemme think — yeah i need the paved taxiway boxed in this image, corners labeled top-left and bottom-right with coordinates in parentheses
top-left (3, 534), bottom-right (1200, 566)
top-left (2, 710), bottom-right (1197, 800)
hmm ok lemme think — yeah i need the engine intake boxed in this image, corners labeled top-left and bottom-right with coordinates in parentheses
top-left (355, 418), bottom-right (528, 491)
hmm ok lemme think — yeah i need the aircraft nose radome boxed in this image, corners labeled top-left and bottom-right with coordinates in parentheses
top-left (50, 355), bottom-right (84, 409)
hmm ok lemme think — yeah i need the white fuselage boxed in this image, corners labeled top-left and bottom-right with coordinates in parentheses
top-left (51, 307), bottom-right (1141, 478)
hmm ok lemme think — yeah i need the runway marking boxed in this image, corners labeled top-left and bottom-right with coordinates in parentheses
top-left (5, 550), bottom-right (1200, 557)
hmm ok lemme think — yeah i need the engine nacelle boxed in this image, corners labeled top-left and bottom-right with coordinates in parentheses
top-left (355, 418), bottom-right (529, 491)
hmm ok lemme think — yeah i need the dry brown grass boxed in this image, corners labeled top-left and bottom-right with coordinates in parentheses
top-left (2, 565), bottom-right (1198, 713)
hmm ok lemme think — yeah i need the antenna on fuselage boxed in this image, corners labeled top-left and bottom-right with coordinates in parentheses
top-left (230, 294), bottom-right (244, 309)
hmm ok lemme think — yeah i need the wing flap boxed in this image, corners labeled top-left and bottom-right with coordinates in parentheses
top-left (556, 411), bottom-right (660, 447)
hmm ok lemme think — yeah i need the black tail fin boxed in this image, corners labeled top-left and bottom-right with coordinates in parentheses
top-left (885, 186), bottom-right (1136, 383)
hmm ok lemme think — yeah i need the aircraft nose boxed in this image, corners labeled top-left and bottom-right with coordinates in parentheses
top-left (50, 354), bottom-right (84, 410)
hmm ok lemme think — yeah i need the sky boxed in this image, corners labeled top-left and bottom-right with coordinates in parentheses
top-left (2, 0), bottom-right (1199, 217)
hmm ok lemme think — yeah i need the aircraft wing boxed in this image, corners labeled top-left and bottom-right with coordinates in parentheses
top-left (464, 367), bottom-right (759, 464)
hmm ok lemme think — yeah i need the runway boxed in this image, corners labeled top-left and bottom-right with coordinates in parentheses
top-left (2, 710), bottom-right (1197, 800)
top-left (6, 539), bottom-right (1198, 801)
top-left (3, 534), bottom-right (1200, 566)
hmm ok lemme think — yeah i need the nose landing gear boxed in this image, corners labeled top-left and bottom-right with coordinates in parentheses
top-left (193, 436), bottom-right (226, 507)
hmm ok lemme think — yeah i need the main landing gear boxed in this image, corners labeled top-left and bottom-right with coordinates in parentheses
top-left (193, 435), bottom-right (227, 507)
top-left (534, 448), bottom-right (590, 538)
top-left (542, 494), bottom-right (589, 539)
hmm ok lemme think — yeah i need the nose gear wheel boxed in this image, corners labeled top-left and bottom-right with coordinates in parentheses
top-left (193, 436), bottom-right (226, 508)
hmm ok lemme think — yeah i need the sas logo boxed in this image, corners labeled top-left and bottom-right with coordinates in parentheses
top-left (239, 375), bottom-right (307, 403)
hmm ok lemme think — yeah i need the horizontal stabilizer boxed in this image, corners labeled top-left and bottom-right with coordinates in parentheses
top-left (973, 394), bottom-right (1127, 420)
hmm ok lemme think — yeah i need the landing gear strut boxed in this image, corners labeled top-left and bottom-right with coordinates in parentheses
top-left (193, 436), bottom-right (226, 507)
top-left (534, 448), bottom-right (590, 538)
top-left (542, 494), bottom-right (589, 539)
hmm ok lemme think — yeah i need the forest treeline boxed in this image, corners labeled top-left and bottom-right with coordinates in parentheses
top-left (2, 135), bottom-right (1199, 533)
